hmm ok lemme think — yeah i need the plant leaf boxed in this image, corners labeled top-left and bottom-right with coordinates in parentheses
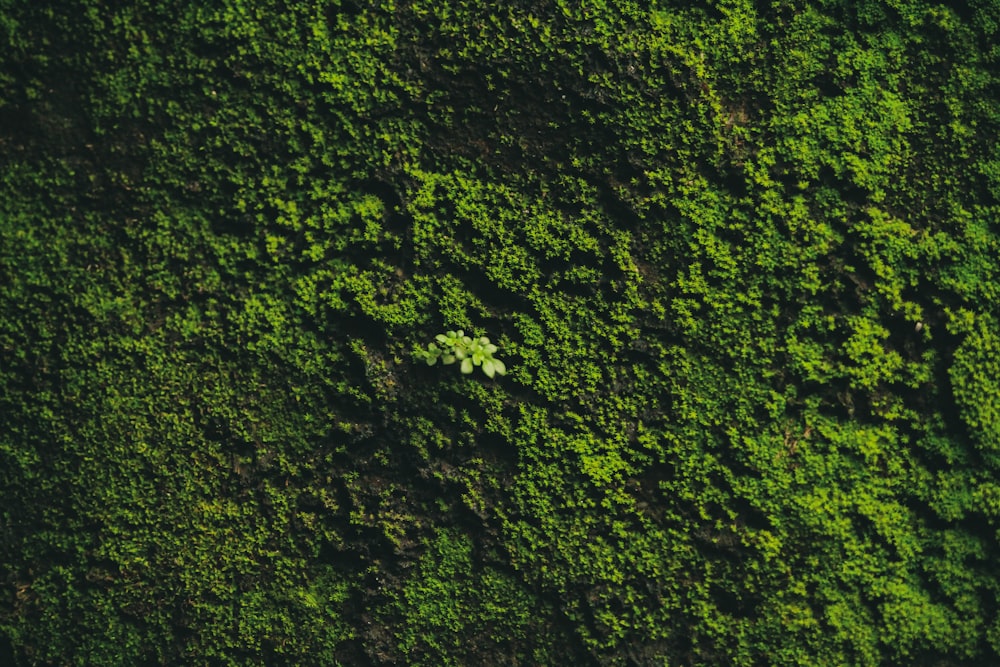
top-left (482, 359), bottom-right (495, 378)
top-left (460, 358), bottom-right (474, 374)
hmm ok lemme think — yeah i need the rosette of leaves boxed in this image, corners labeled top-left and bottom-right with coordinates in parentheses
top-left (416, 330), bottom-right (507, 378)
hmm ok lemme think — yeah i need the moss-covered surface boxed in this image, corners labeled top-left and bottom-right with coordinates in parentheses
top-left (2, 1), bottom-right (999, 664)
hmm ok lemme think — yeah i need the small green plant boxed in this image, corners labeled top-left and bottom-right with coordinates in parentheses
top-left (416, 330), bottom-right (507, 378)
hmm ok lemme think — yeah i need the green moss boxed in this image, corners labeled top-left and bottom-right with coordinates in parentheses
top-left (2, 0), bottom-right (1000, 664)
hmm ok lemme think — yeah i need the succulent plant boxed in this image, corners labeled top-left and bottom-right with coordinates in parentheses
top-left (415, 330), bottom-right (507, 379)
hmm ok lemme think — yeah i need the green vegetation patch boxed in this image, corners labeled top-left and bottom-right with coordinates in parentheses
top-left (2, 0), bottom-right (1000, 665)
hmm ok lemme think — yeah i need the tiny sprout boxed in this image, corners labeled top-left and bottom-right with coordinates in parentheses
top-left (415, 330), bottom-right (507, 378)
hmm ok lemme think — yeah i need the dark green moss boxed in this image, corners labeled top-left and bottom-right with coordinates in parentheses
top-left (2, 0), bottom-right (999, 664)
